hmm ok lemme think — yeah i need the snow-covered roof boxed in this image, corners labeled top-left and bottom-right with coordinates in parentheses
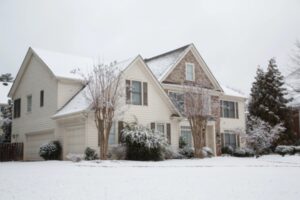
top-left (32, 47), bottom-right (95, 80)
top-left (221, 85), bottom-right (247, 98)
top-left (0, 82), bottom-right (12, 105)
top-left (53, 57), bottom-right (137, 118)
top-left (145, 45), bottom-right (190, 81)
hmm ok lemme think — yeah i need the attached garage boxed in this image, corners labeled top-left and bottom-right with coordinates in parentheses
top-left (25, 131), bottom-right (54, 161)
top-left (64, 125), bottom-right (85, 156)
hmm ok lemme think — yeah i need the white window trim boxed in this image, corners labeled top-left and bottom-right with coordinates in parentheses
top-left (185, 62), bottom-right (195, 81)
top-left (220, 100), bottom-right (238, 119)
top-left (127, 79), bottom-right (148, 106)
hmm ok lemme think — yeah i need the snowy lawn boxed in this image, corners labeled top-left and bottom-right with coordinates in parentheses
top-left (1, 155), bottom-right (300, 200)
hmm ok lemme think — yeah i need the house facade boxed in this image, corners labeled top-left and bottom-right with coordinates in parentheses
top-left (9, 44), bottom-right (246, 160)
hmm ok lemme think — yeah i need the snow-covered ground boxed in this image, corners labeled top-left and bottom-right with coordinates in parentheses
top-left (1, 155), bottom-right (300, 200)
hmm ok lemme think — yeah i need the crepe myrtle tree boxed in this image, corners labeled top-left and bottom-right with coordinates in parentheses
top-left (183, 84), bottom-right (211, 158)
top-left (78, 62), bottom-right (123, 160)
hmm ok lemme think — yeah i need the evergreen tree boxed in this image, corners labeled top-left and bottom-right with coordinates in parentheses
top-left (248, 58), bottom-right (295, 145)
top-left (1, 103), bottom-right (12, 143)
top-left (0, 73), bottom-right (13, 82)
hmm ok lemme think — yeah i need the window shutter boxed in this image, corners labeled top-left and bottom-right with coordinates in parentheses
top-left (118, 121), bottom-right (124, 144)
top-left (143, 82), bottom-right (148, 106)
top-left (235, 102), bottom-right (239, 119)
top-left (221, 133), bottom-right (224, 147)
top-left (150, 123), bottom-right (155, 131)
top-left (126, 80), bottom-right (131, 104)
top-left (220, 100), bottom-right (223, 117)
top-left (237, 134), bottom-right (240, 147)
top-left (167, 123), bottom-right (171, 144)
top-left (40, 90), bottom-right (44, 107)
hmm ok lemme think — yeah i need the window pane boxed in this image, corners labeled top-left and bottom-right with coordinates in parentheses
top-left (181, 126), bottom-right (192, 147)
top-left (157, 123), bottom-right (165, 134)
top-left (169, 92), bottom-right (184, 113)
top-left (27, 95), bottom-right (32, 112)
top-left (228, 102), bottom-right (235, 118)
top-left (109, 122), bottom-right (116, 145)
top-left (186, 64), bottom-right (194, 81)
top-left (132, 81), bottom-right (141, 105)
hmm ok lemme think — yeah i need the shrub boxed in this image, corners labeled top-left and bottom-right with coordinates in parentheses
top-left (122, 124), bottom-right (168, 161)
top-left (66, 153), bottom-right (84, 162)
top-left (221, 146), bottom-right (234, 155)
top-left (294, 146), bottom-right (300, 154)
top-left (179, 147), bottom-right (194, 158)
top-left (163, 146), bottom-right (184, 160)
top-left (179, 136), bottom-right (187, 149)
top-left (275, 145), bottom-right (295, 156)
top-left (202, 146), bottom-right (214, 158)
top-left (39, 140), bottom-right (62, 160)
top-left (108, 145), bottom-right (127, 160)
top-left (84, 147), bottom-right (98, 160)
top-left (233, 148), bottom-right (254, 157)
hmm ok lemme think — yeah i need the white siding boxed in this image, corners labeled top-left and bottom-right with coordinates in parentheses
top-left (12, 55), bottom-right (58, 144)
top-left (57, 80), bottom-right (83, 110)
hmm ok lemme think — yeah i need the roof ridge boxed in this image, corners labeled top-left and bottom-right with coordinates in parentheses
top-left (144, 44), bottom-right (191, 61)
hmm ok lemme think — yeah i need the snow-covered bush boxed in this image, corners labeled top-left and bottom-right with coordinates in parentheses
top-left (84, 147), bottom-right (98, 160)
top-left (122, 124), bottom-right (168, 161)
top-left (163, 146), bottom-right (184, 159)
top-left (66, 153), bottom-right (84, 162)
top-left (108, 145), bottom-right (127, 160)
top-left (294, 146), bottom-right (300, 154)
top-left (233, 148), bottom-right (254, 157)
top-left (202, 146), bottom-right (213, 158)
top-left (39, 141), bottom-right (62, 160)
top-left (221, 146), bottom-right (234, 155)
top-left (246, 116), bottom-right (285, 156)
top-left (179, 147), bottom-right (194, 158)
top-left (275, 145), bottom-right (295, 156)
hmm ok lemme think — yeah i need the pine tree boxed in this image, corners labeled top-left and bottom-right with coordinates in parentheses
top-left (248, 58), bottom-right (295, 145)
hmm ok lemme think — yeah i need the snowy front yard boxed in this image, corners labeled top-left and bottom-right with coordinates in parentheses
top-left (1, 155), bottom-right (300, 200)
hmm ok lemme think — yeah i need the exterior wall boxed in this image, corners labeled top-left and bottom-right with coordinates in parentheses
top-left (220, 95), bottom-right (246, 147)
top-left (163, 50), bottom-right (214, 89)
top-left (57, 80), bottom-right (83, 110)
top-left (11, 55), bottom-right (58, 143)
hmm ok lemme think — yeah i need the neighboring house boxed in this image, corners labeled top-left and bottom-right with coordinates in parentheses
top-left (285, 69), bottom-right (300, 140)
top-left (9, 44), bottom-right (246, 160)
top-left (0, 81), bottom-right (12, 140)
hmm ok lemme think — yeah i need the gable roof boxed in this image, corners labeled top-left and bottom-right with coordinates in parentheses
top-left (145, 44), bottom-right (223, 92)
top-left (144, 45), bottom-right (190, 81)
top-left (53, 56), bottom-right (181, 119)
top-left (221, 84), bottom-right (247, 99)
top-left (0, 82), bottom-right (12, 105)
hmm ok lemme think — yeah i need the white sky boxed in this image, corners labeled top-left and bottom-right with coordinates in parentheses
top-left (1, 0), bottom-right (300, 94)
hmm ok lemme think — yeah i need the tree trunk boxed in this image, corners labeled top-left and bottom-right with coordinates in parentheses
top-left (189, 116), bottom-right (207, 158)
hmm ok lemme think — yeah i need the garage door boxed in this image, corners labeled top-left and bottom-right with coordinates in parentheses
top-left (65, 125), bottom-right (85, 155)
top-left (25, 131), bottom-right (54, 161)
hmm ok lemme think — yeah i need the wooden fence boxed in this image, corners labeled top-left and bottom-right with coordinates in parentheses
top-left (0, 143), bottom-right (23, 162)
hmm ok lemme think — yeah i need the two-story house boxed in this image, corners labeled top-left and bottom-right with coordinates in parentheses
top-left (9, 44), bottom-right (246, 160)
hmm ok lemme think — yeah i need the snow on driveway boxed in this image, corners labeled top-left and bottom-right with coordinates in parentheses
top-left (0, 155), bottom-right (300, 200)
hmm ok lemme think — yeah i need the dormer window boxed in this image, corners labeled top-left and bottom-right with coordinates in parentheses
top-left (185, 63), bottom-right (195, 81)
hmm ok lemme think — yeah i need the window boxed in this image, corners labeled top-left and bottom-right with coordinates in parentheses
top-left (27, 95), bottom-right (32, 112)
top-left (169, 92), bottom-right (184, 113)
top-left (150, 122), bottom-right (171, 144)
top-left (223, 132), bottom-right (238, 148)
top-left (181, 126), bottom-right (192, 147)
top-left (108, 122), bottom-right (116, 145)
top-left (220, 100), bottom-right (239, 118)
top-left (156, 123), bottom-right (165, 134)
top-left (185, 63), bottom-right (195, 81)
top-left (126, 80), bottom-right (148, 106)
top-left (14, 98), bottom-right (21, 118)
top-left (40, 90), bottom-right (44, 107)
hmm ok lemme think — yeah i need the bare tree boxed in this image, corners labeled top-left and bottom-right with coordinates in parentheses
top-left (182, 85), bottom-right (211, 158)
top-left (81, 62), bottom-right (123, 160)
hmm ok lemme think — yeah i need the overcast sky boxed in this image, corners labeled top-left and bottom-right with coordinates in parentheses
top-left (1, 0), bottom-right (300, 94)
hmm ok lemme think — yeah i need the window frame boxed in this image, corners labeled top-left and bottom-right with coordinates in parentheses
top-left (180, 126), bottom-right (193, 147)
top-left (126, 79), bottom-right (148, 106)
top-left (185, 62), bottom-right (195, 81)
top-left (220, 100), bottom-right (239, 119)
top-left (27, 95), bottom-right (32, 113)
top-left (223, 131), bottom-right (238, 148)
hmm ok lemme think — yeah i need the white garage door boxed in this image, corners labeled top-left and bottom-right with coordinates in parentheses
top-left (65, 125), bottom-right (85, 155)
top-left (25, 132), bottom-right (54, 161)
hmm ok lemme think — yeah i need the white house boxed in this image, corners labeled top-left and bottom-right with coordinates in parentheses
top-left (9, 44), bottom-right (246, 160)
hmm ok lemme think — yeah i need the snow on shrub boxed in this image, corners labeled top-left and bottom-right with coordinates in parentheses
top-left (39, 141), bottom-right (62, 160)
top-left (246, 116), bottom-right (285, 156)
top-left (202, 146), bottom-right (214, 158)
top-left (122, 124), bottom-right (168, 161)
top-left (108, 145), bottom-right (127, 160)
top-left (179, 147), bottom-right (194, 158)
top-left (84, 147), bottom-right (98, 160)
top-left (275, 145), bottom-right (295, 156)
top-left (163, 146), bottom-right (184, 160)
top-left (66, 153), bottom-right (84, 162)
top-left (233, 148), bottom-right (254, 157)
top-left (294, 146), bottom-right (300, 154)
top-left (221, 146), bottom-right (234, 155)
